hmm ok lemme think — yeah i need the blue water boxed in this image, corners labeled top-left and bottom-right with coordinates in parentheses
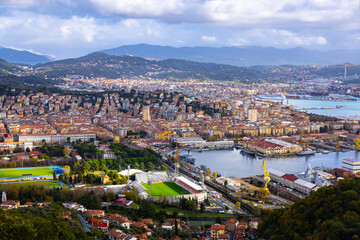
top-left (287, 99), bottom-right (360, 119)
top-left (192, 149), bottom-right (359, 178)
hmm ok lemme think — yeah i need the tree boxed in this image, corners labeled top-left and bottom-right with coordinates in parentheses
top-left (83, 162), bottom-right (91, 173)
top-left (139, 162), bottom-right (145, 170)
top-left (147, 162), bottom-right (155, 170)
top-left (133, 162), bottom-right (139, 169)
top-left (173, 211), bottom-right (179, 236)
top-left (58, 174), bottom-right (64, 183)
top-left (235, 202), bottom-right (241, 211)
top-left (200, 202), bottom-right (205, 213)
top-left (53, 171), bottom-right (57, 180)
top-left (213, 172), bottom-right (218, 178)
top-left (205, 168), bottom-right (211, 176)
top-left (63, 165), bottom-right (70, 175)
top-left (78, 174), bottom-right (83, 183)
top-left (161, 164), bottom-right (168, 172)
top-left (25, 147), bottom-right (31, 153)
top-left (105, 192), bottom-right (116, 202)
top-left (63, 147), bottom-right (71, 158)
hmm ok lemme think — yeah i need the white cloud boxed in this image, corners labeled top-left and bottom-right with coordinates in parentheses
top-left (90, 0), bottom-right (185, 17)
top-left (201, 35), bottom-right (217, 42)
top-left (0, 0), bottom-right (358, 58)
top-left (227, 38), bottom-right (249, 47)
top-left (0, 0), bottom-right (37, 6)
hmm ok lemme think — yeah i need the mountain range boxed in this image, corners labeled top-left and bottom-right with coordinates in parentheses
top-left (101, 44), bottom-right (360, 67)
top-left (1, 43), bottom-right (360, 67)
top-left (0, 46), bottom-right (52, 65)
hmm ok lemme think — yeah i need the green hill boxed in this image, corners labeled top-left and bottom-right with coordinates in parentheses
top-left (35, 52), bottom-right (265, 83)
top-left (259, 177), bottom-right (360, 240)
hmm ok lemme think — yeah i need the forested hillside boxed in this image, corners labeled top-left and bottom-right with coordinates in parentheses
top-left (259, 177), bottom-right (360, 240)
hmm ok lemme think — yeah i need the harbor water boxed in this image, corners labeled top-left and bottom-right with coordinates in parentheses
top-left (287, 99), bottom-right (360, 119)
top-left (192, 149), bottom-right (360, 178)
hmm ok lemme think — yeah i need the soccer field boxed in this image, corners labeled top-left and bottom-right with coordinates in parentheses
top-left (142, 182), bottom-right (190, 196)
top-left (0, 167), bottom-right (60, 179)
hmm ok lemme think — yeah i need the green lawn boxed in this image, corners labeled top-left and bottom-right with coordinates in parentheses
top-left (0, 167), bottom-right (55, 178)
top-left (0, 181), bottom-right (61, 188)
top-left (142, 182), bottom-right (190, 196)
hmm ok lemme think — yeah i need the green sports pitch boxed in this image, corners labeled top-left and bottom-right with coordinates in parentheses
top-left (0, 167), bottom-right (56, 179)
top-left (142, 182), bottom-right (190, 196)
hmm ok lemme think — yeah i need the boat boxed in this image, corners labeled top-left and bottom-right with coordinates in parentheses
top-left (180, 151), bottom-right (196, 164)
top-left (257, 93), bottom-right (286, 101)
top-left (296, 150), bottom-right (316, 156)
top-left (239, 148), bottom-right (256, 157)
top-left (336, 105), bottom-right (345, 108)
top-left (200, 165), bottom-right (207, 171)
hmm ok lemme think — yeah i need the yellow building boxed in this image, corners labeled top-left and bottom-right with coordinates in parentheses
top-left (210, 224), bottom-right (226, 239)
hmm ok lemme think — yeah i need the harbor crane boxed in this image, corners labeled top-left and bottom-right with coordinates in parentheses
top-left (261, 159), bottom-right (271, 197)
top-left (336, 136), bottom-right (341, 152)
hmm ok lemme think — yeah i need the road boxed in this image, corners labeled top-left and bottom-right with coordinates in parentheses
top-left (77, 213), bottom-right (90, 232)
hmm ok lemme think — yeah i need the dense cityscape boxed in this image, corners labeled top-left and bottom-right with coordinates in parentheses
top-left (1, 0), bottom-right (360, 240)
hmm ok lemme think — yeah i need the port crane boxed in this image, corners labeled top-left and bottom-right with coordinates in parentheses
top-left (261, 159), bottom-right (270, 197)
top-left (336, 136), bottom-right (341, 151)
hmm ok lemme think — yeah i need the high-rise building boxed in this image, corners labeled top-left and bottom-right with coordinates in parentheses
top-left (248, 108), bottom-right (257, 122)
top-left (142, 106), bottom-right (151, 121)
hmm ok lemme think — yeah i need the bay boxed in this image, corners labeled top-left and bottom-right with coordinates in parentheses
top-left (192, 149), bottom-right (360, 178)
top-left (286, 99), bottom-right (360, 119)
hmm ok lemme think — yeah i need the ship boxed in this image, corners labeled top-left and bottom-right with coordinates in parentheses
top-left (180, 151), bottom-right (196, 164)
top-left (296, 150), bottom-right (316, 156)
top-left (257, 93), bottom-right (286, 101)
top-left (239, 148), bottom-right (256, 157)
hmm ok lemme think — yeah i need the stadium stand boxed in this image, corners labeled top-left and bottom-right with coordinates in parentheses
top-left (175, 176), bottom-right (203, 194)
top-left (135, 171), bottom-right (170, 184)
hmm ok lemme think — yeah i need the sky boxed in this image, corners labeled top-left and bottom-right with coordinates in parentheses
top-left (0, 0), bottom-right (359, 59)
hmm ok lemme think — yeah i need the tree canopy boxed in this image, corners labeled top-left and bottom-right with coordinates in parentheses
top-left (259, 177), bottom-right (360, 240)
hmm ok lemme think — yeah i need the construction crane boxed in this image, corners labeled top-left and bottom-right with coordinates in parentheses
top-left (261, 159), bottom-right (270, 197)
top-left (355, 132), bottom-right (360, 150)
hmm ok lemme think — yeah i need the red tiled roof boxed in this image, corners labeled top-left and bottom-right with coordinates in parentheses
top-left (211, 224), bottom-right (226, 230)
top-left (248, 140), bottom-right (283, 149)
top-left (282, 174), bottom-right (298, 182)
top-left (226, 218), bottom-right (238, 224)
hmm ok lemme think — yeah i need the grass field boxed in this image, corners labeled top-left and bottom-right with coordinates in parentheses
top-left (0, 181), bottom-right (61, 188)
top-left (142, 182), bottom-right (190, 196)
top-left (0, 167), bottom-right (57, 178)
